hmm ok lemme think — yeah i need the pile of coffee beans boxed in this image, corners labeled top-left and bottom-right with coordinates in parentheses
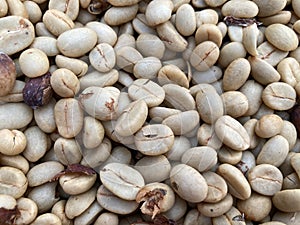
top-left (1, 0), bottom-right (300, 224)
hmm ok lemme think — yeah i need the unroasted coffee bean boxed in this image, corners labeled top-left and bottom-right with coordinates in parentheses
top-left (100, 163), bottom-right (145, 201)
top-left (23, 72), bottom-right (53, 109)
top-left (170, 164), bottom-right (208, 203)
top-left (0, 52), bottom-right (16, 97)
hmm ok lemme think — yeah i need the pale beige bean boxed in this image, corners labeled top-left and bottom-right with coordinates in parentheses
top-left (23, 1), bottom-right (42, 24)
top-left (0, 129), bottom-right (26, 155)
top-left (34, 99), bottom-right (56, 133)
top-left (51, 68), bottom-right (80, 97)
top-left (108, 0), bottom-right (140, 6)
top-left (197, 123), bottom-right (223, 150)
top-left (156, 21), bottom-right (188, 52)
top-left (94, 212), bottom-right (118, 225)
top-left (89, 43), bottom-right (116, 73)
top-left (283, 172), bottom-right (300, 189)
top-left (278, 57), bottom-right (300, 87)
top-left (136, 33), bottom-right (165, 59)
top-left (55, 55), bottom-right (88, 77)
top-left (280, 121), bottom-right (297, 150)
top-left (133, 57), bottom-right (162, 80)
top-left (242, 23), bottom-right (259, 56)
top-left (181, 146), bottom-right (217, 172)
top-left (43, 9), bottom-right (74, 36)
top-left (192, 66), bottom-right (222, 84)
top-left (132, 13), bottom-right (156, 35)
top-left (128, 79), bottom-right (165, 107)
top-left (202, 171), bottom-right (228, 203)
top-left (272, 189), bottom-right (300, 212)
top-left (217, 163), bottom-right (251, 200)
top-left (248, 164), bottom-right (283, 196)
top-left (135, 124), bottom-right (175, 156)
top-left (0, 0), bottom-right (8, 17)
top-left (257, 41), bottom-right (288, 66)
top-left (253, 0), bottom-right (286, 17)
top-left (243, 119), bottom-right (259, 149)
top-left (23, 126), bottom-right (47, 162)
top-left (0, 103), bottom-right (33, 129)
top-left (15, 197), bottom-right (38, 225)
top-left (190, 41), bottom-right (219, 72)
top-left (0, 166), bottom-right (28, 198)
top-left (265, 24), bottom-right (298, 51)
top-left (79, 86), bottom-right (120, 121)
top-left (162, 110), bottom-right (199, 135)
top-left (81, 137), bottom-right (111, 168)
top-left (291, 153), bottom-right (300, 180)
top-left (115, 100), bottom-right (148, 137)
top-left (97, 185), bottom-right (139, 215)
top-left (163, 84), bottom-right (196, 111)
top-left (236, 151), bottom-right (256, 175)
top-left (259, 10), bottom-right (291, 26)
top-left (197, 193), bottom-right (233, 217)
top-left (86, 21), bottom-right (117, 46)
top-left (145, 0), bottom-right (173, 26)
top-left (158, 64), bottom-right (189, 88)
top-left (19, 48), bottom-right (49, 78)
top-left (163, 194), bottom-right (187, 221)
top-left (54, 138), bottom-right (82, 165)
top-left (257, 135), bottom-right (289, 167)
top-left (114, 33), bottom-right (135, 51)
top-left (273, 211), bottom-right (300, 224)
top-left (74, 201), bottom-right (103, 225)
top-left (237, 193), bottom-right (272, 221)
top-left (195, 24), bottom-right (223, 47)
top-left (221, 0), bottom-right (259, 18)
top-left (170, 164), bottom-right (208, 203)
top-left (195, 85), bottom-right (223, 124)
top-left (102, 120), bottom-right (135, 146)
top-left (221, 91), bottom-right (249, 118)
top-left (218, 146), bottom-right (242, 164)
top-left (262, 82), bottom-right (296, 111)
top-left (51, 200), bottom-right (72, 225)
top-left (79, 69), bottom-right (118, 90)
top-left (30, 213), bottom-right (61, 225)
top-left (195, 9), bottom-right (219, 26)
top-left (82, 116), bottom-right (104, 149)
top-left (59, 172), bottom-right (97, 195)
top-left (255, 114), bottom-right (283, 138)
top-left (0, 16), bottom-right (35, 55)
top-left (134, 155), bottom-right (171, 183)
top-left (240, 80), bottom-right (264, 116)
top-left (0, 80), bottom-right (24, 103)
top-left (54, 98), bottom-right (83, 138)
top-left (165, 136), bottom-right (191, 161)
top-left (0, 154), bottom-right (29, 174)
top-left (27, 161), bottom-right (64, 187)
top-left (65, 187), bottom-right (97, 219)
top-left (57, 27), bottom-right (97, 57)
top-left (184, 209), bottom-right (211, 225)
top-left (48, 0), bottom-right (80, 21)
top-left (116, 46), bottom-right (143, 73)
top-left (215, 115), bottom-right (250, 151)
top-left (218, 42), bottom-right (247, 68)
top-left (149, 106), bottom-right (181, 123)
top-left (100, 163), bottom-right (145, 200)
top-left (249, 56), bottom-right (281, 85)
top-left (227, 25), bottom-right (243, 42)
top-left (30, 37), bottom-right (59, 57)
top-left (211, 206), bottom-right (245, 225)
top-left (7, 0), bottom-right (28, 18)
top-left (35, 22), bottom-right (56, 37)
top-left (176, 4), bottom-right (196, 36)
top-left (104, 4), bottom-right (139, 26)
